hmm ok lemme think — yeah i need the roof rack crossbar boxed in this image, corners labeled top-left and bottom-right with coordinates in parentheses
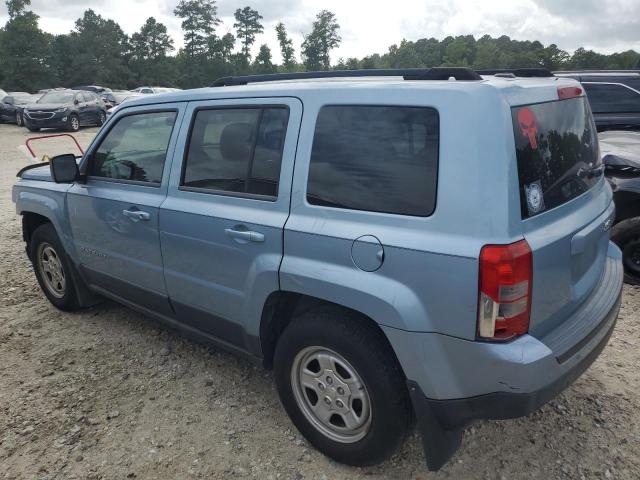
top-left (212, 67), bottom-right (482, 87)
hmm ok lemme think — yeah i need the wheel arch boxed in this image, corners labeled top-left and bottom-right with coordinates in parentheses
top-left (258, 291), bottom-right (405, 375)
top-left (21, 211), bottom-right (53, 259)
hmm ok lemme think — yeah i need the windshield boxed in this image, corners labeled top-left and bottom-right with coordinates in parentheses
top-left (512, 97), bottom-right (600, 219)
top-left (38, 91), bottom-right (75, 104)
top-left (114, 92), bottom-right (133, 102)
top-left (13, 93), bottom-right (34, 104)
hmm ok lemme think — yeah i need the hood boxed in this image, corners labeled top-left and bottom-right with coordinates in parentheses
top-left (19, 164), bottom-right (53, 182)
top-left (599, 130), bottom-right (640, 169)
top-left (25, 102), bottom-right (70, 111)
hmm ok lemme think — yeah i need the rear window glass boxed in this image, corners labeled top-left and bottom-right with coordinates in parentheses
top-left (307, 106), bottom-right (439, 216)
top-left (512, 97), bottom-right (600, 219)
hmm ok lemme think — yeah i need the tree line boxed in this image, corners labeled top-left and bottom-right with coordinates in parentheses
top-left (0, 0), bottom-right (638, 93)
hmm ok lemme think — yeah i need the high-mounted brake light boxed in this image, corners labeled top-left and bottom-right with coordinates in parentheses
top-left (477, 240), bottom-right (532, 341)
top-left (557, 86), bottom-right (583, 100)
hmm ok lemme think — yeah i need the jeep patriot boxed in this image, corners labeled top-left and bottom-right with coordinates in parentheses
top-left (12, 68), bottom-right (623, 469)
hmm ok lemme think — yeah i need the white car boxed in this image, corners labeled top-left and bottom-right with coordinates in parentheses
top-left (130, 86), bottom-right (182, 95)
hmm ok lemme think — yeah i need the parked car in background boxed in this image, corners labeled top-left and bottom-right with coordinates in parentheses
top-left (101, 90), bottom-right (142, 109)
top-left (71, 85), bottom-right (112, 94)
top-left (13, 69), bottom-right (623, 471)
top-left (23, 89), bottom-right (107, 132)
top-left (0, 92), bottom-right (40, 126)
top-left (555, 71), bottom-right (640, 132)
top-left (130, 86), bottom-right (182, 94)
top-left (105, 93), bottom-right (145, 117)
top-left (599, 130), bottom-right (640, 284)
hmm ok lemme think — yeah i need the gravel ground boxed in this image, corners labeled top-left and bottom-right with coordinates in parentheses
top-left (0, 123), bottom-right (639, 480)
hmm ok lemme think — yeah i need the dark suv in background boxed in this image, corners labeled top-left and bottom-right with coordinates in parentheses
top-left (555, 71), bottom-right (640, 131)
top-left (23, 89), bottom-right (106, 132)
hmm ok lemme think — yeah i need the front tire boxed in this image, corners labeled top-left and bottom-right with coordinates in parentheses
top-left (67, 114), bottom-right (80, 132)
top-left (274, 306), bottom-right (413, 467)
top-left (611, 217), bottom-right (640, 285)
top-left (16, 112), bottom-right (23, 126)
top-left (30, 223), bottom-right (81, 311)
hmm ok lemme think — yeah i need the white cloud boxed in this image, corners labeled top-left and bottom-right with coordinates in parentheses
top-left (1, 0), bottom-right (639, 64)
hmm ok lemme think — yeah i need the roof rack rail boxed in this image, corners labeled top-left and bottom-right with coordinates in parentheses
top-left (212, 67), bottom-right (482, 87)
top-left (476, 68), bottom-right (555, 78)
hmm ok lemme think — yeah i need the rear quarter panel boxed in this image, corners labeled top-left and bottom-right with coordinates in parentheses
top-left (282, 84), bottom-right (524, 340)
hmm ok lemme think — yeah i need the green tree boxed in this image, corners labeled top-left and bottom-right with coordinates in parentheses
top-left (174, 0), bottom-right (219, 58)
top-left (233, 6), bottom-right (264, 62)
top-left (208, 32), bottom-right (235, 61)
top-left (131, 17), bottom-right (174, 60)
top-left (0, 0), bottom-right (52, 91)
top-left (536, 44), bottom-right (569, 70)
top-left (301, 10), bottom-right (341, 71)
top-left (275, 22), bottom-right (295, 71)
top-left (569, 47), bottom-right (608, 69)
top-left (62, 9), bottom-right (132, 88)
top-left (253, 43), bottom-right (275, 73)
top-left (130, 17), bottom-right (175, 86)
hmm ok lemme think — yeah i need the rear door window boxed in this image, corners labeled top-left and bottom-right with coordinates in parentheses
top-left (181, 107), bottom-right (289, 199)
top-left (583, 83), bottom-right (640, 113)
top-left (307, 105), bottom-right (439, 216)
top-left (512, 97), bottom-right (600, 219)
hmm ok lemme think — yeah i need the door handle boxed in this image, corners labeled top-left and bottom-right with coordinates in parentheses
top-left (225, 227), bottom-right (265, 243)
top-left (122, 209), bottom-right (150, 222)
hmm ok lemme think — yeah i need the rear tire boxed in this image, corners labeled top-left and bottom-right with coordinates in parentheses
top-left (30, 223), bottom-right (81, 311)
top-left (611, 216), bottom-right (640, 285)
top-left (274, 306), bottom-right (413, 467)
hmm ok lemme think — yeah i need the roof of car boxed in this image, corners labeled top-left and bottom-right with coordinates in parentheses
top-left (120, 73), bottom-right (580, 110)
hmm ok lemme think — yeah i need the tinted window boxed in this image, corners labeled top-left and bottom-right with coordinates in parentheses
top-left (583, 83), bottom-right (640, 113)
top-left (182, 107), bottom-right (289, 198)
top-left (90, 111), bottom-right (177, 184)
top-left (512, 97), bottom-right (599, 219)
top-left (307, 106), bottom-right (439, 216)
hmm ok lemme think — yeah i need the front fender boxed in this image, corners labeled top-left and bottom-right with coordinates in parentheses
top-left (13, 182), bottom-right (75, 259)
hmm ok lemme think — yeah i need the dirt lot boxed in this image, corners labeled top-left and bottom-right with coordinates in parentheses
top-left (0, 123), bottom-right (639, 480)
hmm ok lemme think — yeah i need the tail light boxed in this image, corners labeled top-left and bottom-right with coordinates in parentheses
top-left (477, 240), bottom-right (532, 341)
top-left (557, 86), bottom-right (583, 100)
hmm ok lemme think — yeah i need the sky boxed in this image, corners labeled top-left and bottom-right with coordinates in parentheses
top-left (1, 0), bottom-right (639, 63)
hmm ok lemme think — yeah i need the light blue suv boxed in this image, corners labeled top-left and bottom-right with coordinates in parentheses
top-left (13, 69), bottom-right (623, 470)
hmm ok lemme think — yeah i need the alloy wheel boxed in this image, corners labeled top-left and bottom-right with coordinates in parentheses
top-left (291, 346), bottom-right (372, 443)
top-left (37, 243), bottom-right (66, 298)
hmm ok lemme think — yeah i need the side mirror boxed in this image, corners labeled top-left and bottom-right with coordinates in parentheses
top-left (74, 98), bottom-right (79, 105)
top-left (50, 154), bottom-right (79, 183)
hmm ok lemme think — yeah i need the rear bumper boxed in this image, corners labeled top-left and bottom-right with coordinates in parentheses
top-left (420, 287), bottom-right (620, 429)
top-left (383, 241), bottom-right (623, 470)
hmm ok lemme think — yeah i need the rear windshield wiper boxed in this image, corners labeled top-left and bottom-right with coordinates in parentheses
top-left (577, 165), bottom-right (604, 179)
